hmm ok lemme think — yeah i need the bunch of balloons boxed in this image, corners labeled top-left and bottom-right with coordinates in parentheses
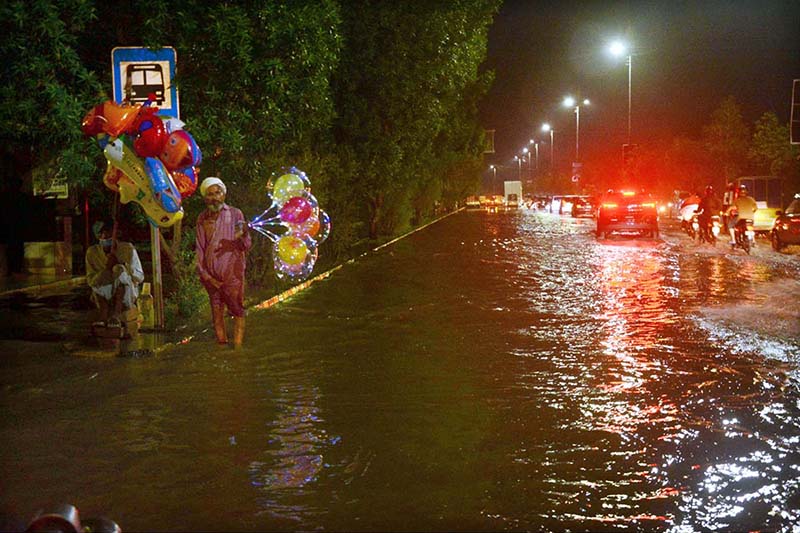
top-left (249, 168), bottom-right (331, 282)
top-left (81, 98), bottom-right (202, 227)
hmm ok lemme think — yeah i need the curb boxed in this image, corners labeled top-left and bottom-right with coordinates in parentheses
top-left (159, 208), bottom-right (464, 352)
top-left (0, 276), bottom-right (86, 298)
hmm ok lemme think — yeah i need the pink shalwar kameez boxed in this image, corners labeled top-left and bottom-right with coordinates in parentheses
top-left (196, 204), bottom-right (252, 317)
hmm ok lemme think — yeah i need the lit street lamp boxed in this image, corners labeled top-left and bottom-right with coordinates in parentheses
top-left (609, 39), bottom-right (632, 144)
top-left (522, 147), bottom-right (531, 176)
top-left (541, 123), bottom-right (554, 170)
top-left (489, 164), bottom-right (497, 191)
top-left (563, 96), bottom-right (590, 161)
top-left (513, 155), bottom-right (522, 181)
top-left (529, 139), bottom-right (539, 171)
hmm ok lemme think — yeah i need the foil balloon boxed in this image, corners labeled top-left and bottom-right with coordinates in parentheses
top-left (144, 157), bottom-right (182, 213)
top-left (131, 109), bottom-right (168, 158)
top-left (172, 166), bottom-right (199, 197)
top-left (102, 162), bottom-right (124, 192)
top-left (160, 130), bottom-right (202, 171)
top-left (104, 137), bottom-right (184, 227)
top-left (81, 103), bottom-right (107, 136)
top-left (82, 100), bottom-right (142, 138)
top-left (161, 116), bottom-right (185, 134)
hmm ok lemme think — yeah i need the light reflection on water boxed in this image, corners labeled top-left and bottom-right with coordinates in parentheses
top-left (1, 210), bottom-right (799, 531)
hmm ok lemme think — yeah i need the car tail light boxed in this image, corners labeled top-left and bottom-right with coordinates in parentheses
top-left (602, 203), bottom-right (618, 209)
top-left (641, 202), bottom-right (656, 208)
top-left (622, 191), bottom-right (635, 197)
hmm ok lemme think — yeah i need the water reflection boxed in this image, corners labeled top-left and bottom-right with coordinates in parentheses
top-left (2, 212), bottom-right (800, 531)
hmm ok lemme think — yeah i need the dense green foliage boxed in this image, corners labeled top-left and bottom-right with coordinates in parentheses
top-left (0, 0), bottom-right (500, 316)
top-left (603, 97), bottom-right (799, 199)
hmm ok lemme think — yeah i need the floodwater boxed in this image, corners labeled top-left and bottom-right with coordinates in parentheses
top-left (1, 211), bottom-right (799, 532)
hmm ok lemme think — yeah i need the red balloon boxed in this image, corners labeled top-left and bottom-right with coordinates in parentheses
top-left (132, 112), bottom-right (168, 157)
top-left (279, 196), bottom-right (313, 224)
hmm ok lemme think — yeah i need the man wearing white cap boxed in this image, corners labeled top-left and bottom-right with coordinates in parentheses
top-left (196, 177), bottom-right (251, 347)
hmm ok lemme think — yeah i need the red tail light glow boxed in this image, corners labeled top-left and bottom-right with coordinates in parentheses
top-left (602, 203), bottom-right (618, 209)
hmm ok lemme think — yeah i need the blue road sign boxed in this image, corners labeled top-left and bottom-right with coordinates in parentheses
top-left (112, 47), bottom-right (179, 119)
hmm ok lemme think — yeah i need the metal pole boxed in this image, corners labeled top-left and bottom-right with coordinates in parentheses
top-left (550, 130), bottom-right (554, 170)
top-left (517, 158), bottom-right (521, 181)
top-left (575, 105), bottom-right (580, 161)
top-left (535, 143), bottom-right (539, 171)
top-left (627, 54), bottom-right (632, 145)
top-left (150, 224), bottom-right (164, 329)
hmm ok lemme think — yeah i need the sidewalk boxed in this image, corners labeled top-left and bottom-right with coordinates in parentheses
top-left (0, 273), bottom-right (86, 298)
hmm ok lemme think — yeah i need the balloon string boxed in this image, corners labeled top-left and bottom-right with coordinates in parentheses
top-left (248, 224), bottom-right (280, 243)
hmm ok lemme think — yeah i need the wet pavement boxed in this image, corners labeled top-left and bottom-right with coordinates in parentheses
top-left (1, 210), bottom-right (799, 531)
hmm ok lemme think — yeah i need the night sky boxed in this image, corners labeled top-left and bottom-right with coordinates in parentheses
top-left (479, 0), bottom-right (800, 186)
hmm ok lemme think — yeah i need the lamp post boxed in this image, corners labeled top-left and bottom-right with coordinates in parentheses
top-left (513, 156), bottom-right (522, 181)
top-left (609, 40), bottom-right (632, 145)
top-left (489, 164), bottom-right (496, 191)
top-left (563, 96), bottom-right (590, 161)
top-left (529, 139), bottom-right (539, 171)
top-left (541, 123), bottom-right (554, 170)
top-left (522, 147), bottom-right (531, 178)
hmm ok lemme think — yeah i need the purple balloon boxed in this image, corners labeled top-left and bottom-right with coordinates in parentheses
top-left (279, 196), bottom-right (313, 224)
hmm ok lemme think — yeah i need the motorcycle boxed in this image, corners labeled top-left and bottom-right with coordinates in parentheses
top-left (731, 217), bottom-right (756, 254)
top-left (680, 203), bottom-right (699, 237)
top-left (694, 212), bottom-right (721, 245)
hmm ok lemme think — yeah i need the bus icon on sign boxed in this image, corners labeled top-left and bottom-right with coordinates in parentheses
top-left (125, 63), bottom-right (165, 105)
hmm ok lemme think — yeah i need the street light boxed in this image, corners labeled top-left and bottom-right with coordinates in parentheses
top-left (522, 147), bottom-right (531, 177)
top-left (513, 155), bottom-right (522, 181)
top-left (489, 164), bottom-right (497, 191)
top-left (609, 39), bottom-right (632, 144)
top-left (563, 96), bottom-right (590, 161)
top-left (529, 139), bottom-right (539, 171)
top-left (541, 123), bottom-right (554, 170)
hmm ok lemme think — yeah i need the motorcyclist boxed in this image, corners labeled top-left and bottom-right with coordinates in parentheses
top-left (679, 191), bottom-right (702, 230)
top-left (697, 185), bottom-right (721, 239)
top-left (726, 184), bottom-right (757, 245)
top-left (722, 182), bottom-right (736, 229)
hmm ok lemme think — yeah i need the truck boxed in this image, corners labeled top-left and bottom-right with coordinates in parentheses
top-left (504, 181), bottom-right (523, 208)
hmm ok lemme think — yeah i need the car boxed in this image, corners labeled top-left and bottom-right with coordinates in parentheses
top-left (771, 195), bottom-right (800, 251)
top-left (549, 195), bottom-right (563, 213)
top-left (571, 196), bottom-right (595, 218)
top-left (596, 189), bottom-right (659, 238)
top-left (560, 195), bottom-right (579, 215)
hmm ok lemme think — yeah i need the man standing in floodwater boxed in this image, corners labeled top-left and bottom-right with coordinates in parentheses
top-left (195, 177), bottom-right (251, 347)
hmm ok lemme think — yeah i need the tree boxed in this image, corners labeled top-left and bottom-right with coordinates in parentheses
top-left (749, 112), bottom-right (799, 193)
top-left (332, 0), bottom-right (499, 239)
top-left (0, 0), bottom-right (103, 191)
top-left (702, 96), bottom-right (750, 190)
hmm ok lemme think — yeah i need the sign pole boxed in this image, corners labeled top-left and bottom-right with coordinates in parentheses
top-left (150, 224), bottom-right (165, 329)
top-left (112, 47), bottom-right (178, 331)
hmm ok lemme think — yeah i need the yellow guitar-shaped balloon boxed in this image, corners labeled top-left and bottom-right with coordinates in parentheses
top-left (104, 137), bottom-right (184, 227)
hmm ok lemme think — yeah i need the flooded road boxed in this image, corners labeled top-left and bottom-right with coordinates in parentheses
top-left (2, 210), bottom-right (799, 531)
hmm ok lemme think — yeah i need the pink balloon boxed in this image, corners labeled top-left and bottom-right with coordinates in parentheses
top-left (279, 196), bottom-right (313, 224)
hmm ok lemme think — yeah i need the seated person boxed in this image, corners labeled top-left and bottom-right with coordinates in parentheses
top-left (85, 220), bottom-right (144, 326)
